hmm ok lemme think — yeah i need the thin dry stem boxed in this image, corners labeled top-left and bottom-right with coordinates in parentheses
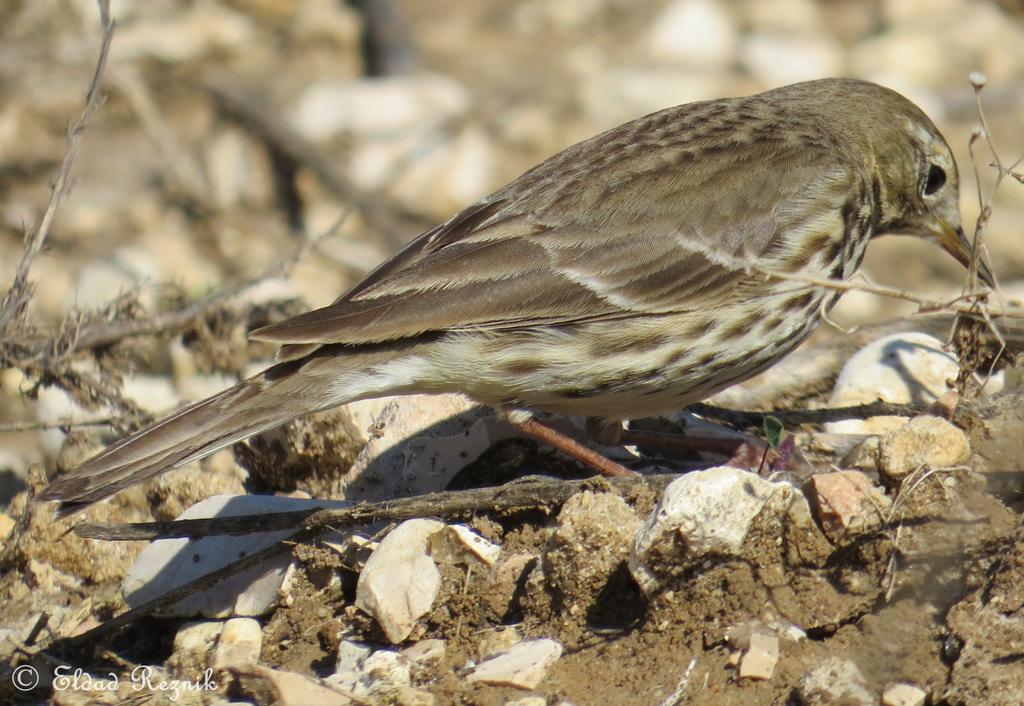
top-left (0, 2), bottom-right (116, 337)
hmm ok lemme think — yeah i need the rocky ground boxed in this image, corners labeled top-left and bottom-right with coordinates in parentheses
top-left (2, 1), bottom-right (1024, 704)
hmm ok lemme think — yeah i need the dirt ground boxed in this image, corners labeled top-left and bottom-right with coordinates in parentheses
top-left (2, 1), bottom-right (1024, 705)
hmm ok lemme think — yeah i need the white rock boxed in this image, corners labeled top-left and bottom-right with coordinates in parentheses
top-left (740, 33), bottom-right (844, 86)
top-left (212, 617), bottom-right (262, 671)
top-left (630, 467), bottom-right (788, 595)
top-left (355, 519), bottom-right (445, 644)
top-left (291, 75), bottom-right (470, 141)
top-left (430, 524), bottom-right (501, 567)
top-left (645, 0), bottom-right (738, 67)
top-left (798, 658), bottom-right (873, 706)
top-left (124, 495), bottom-right (350, 617)
top-left (468, 638), bottom-right (563, 690)
top-left (882, 682), bottom-right (927, 706)
top-left (825, 333), bottom-right (958, 435)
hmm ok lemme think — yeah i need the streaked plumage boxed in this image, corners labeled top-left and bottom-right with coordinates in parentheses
top-left (38, 78), bottom-right (992, 513)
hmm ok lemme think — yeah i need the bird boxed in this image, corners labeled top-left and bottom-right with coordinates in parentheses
top-left (38, 77), bottom-right (994, 515)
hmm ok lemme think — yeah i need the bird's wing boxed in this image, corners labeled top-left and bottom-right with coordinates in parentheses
top-left (252, 135), bottom-right (854, 348)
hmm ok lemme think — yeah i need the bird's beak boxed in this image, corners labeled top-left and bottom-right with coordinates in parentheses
top-left (929, 218), bottom-right (996, 289)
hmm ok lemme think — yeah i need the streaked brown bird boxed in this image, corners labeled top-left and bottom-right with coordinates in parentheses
top-left (39, 78), bottom-right (994, 514)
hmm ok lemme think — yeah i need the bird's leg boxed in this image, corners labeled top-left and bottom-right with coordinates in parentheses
top-left (503, 414), bottom-right (636, 478)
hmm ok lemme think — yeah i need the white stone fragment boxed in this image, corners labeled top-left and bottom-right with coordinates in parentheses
top-left (124, 495), bottom-right (350, 617)
top-left (211, 617), bottom-right (262, 671)
top-left (882, 682), bottom-right (927, 706)
top-left (468, 638), bottom-right (564, 690)
top-left (430, 524), bottom-right (501, 566)
top-left (630, 467), bottom-right (787, 595)
top-left (355, 519), bottom-right (445, 643)
top-left (825, 333), bottom-right (958, 435)
top-left (739, 632), bottom-right (780, 680)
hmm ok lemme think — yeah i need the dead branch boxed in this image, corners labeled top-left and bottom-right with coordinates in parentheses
top-left (0, 3), bottom-right (116, 338)
top-left (689, 401), bottom-right (929, 428)
top-left (73, 473), bottom-right (676, 541)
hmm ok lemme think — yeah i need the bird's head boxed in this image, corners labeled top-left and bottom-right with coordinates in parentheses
top-left (861, 86), bottom-right (995, 288)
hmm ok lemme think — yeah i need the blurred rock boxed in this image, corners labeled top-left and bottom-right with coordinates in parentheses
top-left (825, 333), bottom-right (958, 435)
top-left (578, 67), bottom-right (723, 129)
top-left (69, 247), bottom-right (161, 312)
top-left (348, 123), bottom-right (496, 218)
top-left (741, 0), bottom-right (825, 33)
top-left (645, 0), bottom-right (738, 67)
top-left (291, 75), bottom-right (470, 141)
top-left (205, 128), bottom-right (274, 211)
top-left (112, 4), bottom-right (254, 62)
top-left (740, 33), bottom-right (844, 86)
top-left (467, 638), bottom-right (563, 690)
top-left (355, 518), bottom-right (444, 643)
top-left (851, 30), bottom-right (949, 88)
top-left (797, 657), bottom-right (873, 706)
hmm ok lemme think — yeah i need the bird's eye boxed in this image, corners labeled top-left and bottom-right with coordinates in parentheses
top-left (924, 164), bottom-right (946, 196)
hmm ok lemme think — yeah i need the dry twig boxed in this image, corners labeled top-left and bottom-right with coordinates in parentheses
top-left (0, 2), bottom-right (116, 338)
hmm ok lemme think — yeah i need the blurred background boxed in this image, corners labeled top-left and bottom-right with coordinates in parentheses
top-left (1, 0), bottom-right (1023, 492)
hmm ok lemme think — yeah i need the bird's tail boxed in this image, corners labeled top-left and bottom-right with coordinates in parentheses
top-left (36, 354), bottom-right (350, 516)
